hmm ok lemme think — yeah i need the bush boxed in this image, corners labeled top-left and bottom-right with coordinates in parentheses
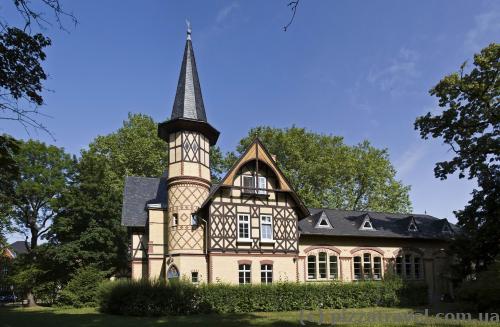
top-left (99, 278), bottom-right (428, 316)
top-left (57, 266), bottom-right (107, 307)
top-left (457, 258), bottom-right (500, 313)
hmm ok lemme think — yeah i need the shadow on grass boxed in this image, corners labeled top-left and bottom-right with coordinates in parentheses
top-left (1, 307), bottom-right (495, 327)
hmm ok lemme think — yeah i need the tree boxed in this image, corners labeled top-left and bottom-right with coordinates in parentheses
top-left (0, 0), bottom-right (76, 133)
top-left (415, 43), bottom-right (499, 275)
top-left (225, 126), bottom-right (411, 213)
top-left (7, 140), bottom-right (75, 252)
top-left (3, 139), bottom-right (75, 305)
top-left (0, 134), bottom-right (20, 247)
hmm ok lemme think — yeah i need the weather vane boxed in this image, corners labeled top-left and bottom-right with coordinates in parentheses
top-left (186, 19), bottom-right (192, 40)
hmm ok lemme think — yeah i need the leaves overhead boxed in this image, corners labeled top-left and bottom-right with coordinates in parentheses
top-left (415, 43), bottom-right (500, 274)
top-left (226, 126), bottom-right (412, 213)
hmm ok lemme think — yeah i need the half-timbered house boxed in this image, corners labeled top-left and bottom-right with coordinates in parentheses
top-left (121, 28), bottom-right (455, 299)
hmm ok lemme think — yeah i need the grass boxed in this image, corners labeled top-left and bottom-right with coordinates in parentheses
top-left (0, 306), bottom-right (498, 327)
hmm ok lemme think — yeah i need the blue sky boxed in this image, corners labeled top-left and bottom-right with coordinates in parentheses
top-left (2, 0), bottom-right (499, 229)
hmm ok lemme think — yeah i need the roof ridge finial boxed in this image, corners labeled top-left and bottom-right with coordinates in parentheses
top-left (186, 19), bottom-right (192, 40)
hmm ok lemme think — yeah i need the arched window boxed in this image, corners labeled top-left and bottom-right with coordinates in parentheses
top-left (307, 255), bottom-right (316, 280)
top-left (394, 252), bottom-right (423, 280)
top-left (167, 265), bottom-right (179, 280)
top-left (352, 252), bottom-right (383, 281)
top-left (353, 256), bottom-right (362, 280)
top-left (306, 250), bottom-right (339, 281)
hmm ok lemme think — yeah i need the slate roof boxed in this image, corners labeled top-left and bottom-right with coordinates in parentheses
top-left (121, 176), bottom-right (219, 227)
top-left (121, 176), bottom-right (168, 227)
top-left (299, 208), bottom-right (456, 240)
top-left (171, 31), bottom-right (207, 122)
top-left (9, 241), bottom-right (29, 256)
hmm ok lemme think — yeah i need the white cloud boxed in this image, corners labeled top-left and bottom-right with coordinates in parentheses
top-left (216, 2), bottom-right (239, 24)
top-left (367, 48), bottom-right (420, 95)
top-left (395, 142), bottom-right (429, 178)
top-left (464, 9), bottom-right (500, 52)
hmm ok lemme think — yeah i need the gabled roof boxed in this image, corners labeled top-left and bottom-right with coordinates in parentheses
top-left (121, 176), bottom-right (168, 227)
top-left (299, 208), bottom-right (456, 240)
top-left (196, 138), bottom-right (309, 217)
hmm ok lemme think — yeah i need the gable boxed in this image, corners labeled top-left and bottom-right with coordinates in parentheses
top-left (198, 138), bottom-right (309, 217)
top-left (220, 139), bottom-right (292, 192)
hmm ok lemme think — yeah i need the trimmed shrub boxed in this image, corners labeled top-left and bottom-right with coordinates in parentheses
top-left (99, 278), bottom-right (428, 316)
top-left (457, 258), bottom-right (500, 313)
top-left (57, 267), bottom-right (107, 307)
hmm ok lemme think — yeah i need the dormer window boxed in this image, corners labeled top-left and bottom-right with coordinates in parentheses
top-left (408, 217), bottom-right (418, 232)
top-left (360, 215), bottom-right (374, 230)
top-left (442, 222), bottom-right (452, 234)
top-left (315, 212), bottom-right (333, 229)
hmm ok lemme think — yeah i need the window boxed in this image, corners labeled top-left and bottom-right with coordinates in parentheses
top-left (167, 265), bottom-right (179, 280)
top-left (191, 214), bottom-right (198, 226)
top-left (363, 253), bottom-right (372, 279)
top-left (172, 213), bottom-right (178, 226)
top-left (191, 271), bottom-right (199, 283)
top-left (239, 264), bottom-right (251, 284)
top-left (408, 221), bottom-right (418, 232)
top-left (362, 220), bottom-right (373, 229)
top-left (260, 215), bottom-right (273, 241)
top-left (404, 254), bottom-right (412, 278)
top-left (261, 264), bottom-right (272, 284)
top-left (395, 254), bottom-right (423, 280)
top-left (442, 223), bottom-right (452, 233)
top-left (318, 252), bottom-right (327, 278)
top-left (238, 214), bottom-right (250, 240)
top-left (395, 257), bottom-right (403, 276)
top-left (414, 257), bottom-right (421, 279)
top-left (242, 175), bottom-right (255, 193)
top-left (307, 255), bottom-right (316, 279)
top-left (329, 255), bottom-right (338, 279)
top-left (373, 257), bottom-right (382, 280)
top-left (308, 252), bottom-right (341, 280)
top-left (257, 176), bottom-right (267, 194)
top-left (353, 256), bottom-right (362, 280)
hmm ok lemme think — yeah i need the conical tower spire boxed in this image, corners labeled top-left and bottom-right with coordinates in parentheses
top-left (171, 22), bottom-right (207, 122)
top-left (158, 24), bottom-right (219, 145)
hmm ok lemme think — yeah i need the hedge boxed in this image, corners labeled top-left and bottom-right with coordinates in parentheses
top-left (98, 278), bottom-right (428, 316)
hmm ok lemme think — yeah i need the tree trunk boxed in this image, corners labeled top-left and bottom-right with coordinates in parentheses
top-left (26, 290), bottom-right (38, 307)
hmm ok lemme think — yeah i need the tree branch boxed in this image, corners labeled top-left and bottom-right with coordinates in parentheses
top-left (283, 0), bottom-right (300, 32)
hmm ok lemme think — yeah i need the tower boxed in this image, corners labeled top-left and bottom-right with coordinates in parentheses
top-left (154, 25), bottom-right (219, 280)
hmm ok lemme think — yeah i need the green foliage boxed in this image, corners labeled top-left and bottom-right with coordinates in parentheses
top-left (98, 279), bottom-right (427, 316)
top-left (0, 134), bottom-right (19, 247)
top-left (415, 43), bottom-right (500, 276)
top-left (457, 257), bottom-right (500, 313)
top-left (7, 139), bottom-right (75, 250)
top-left (225, 126), bottom-right (411, 213)
top-left (58, 267), bottom-right (107, 308)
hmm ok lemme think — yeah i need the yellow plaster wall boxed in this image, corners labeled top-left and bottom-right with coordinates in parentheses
top-left (210, 255), bottom-right (297, 284)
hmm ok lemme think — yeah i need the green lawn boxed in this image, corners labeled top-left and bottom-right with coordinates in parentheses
top-left (0, 306), bottom-right (498, 327)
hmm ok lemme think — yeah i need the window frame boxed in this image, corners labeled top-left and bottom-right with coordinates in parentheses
top-left (242, 175), bottom-right (255, 194)
top-left (237, 214), bottom-right (251, 241)
top-left (257, 176), bottom-right (267, 194)
top-left (261, 264), bottom-right (273, 284)
top-left (191, 271), bottom-right (199, 284)
top-left (238, 264), bottom-right (251, 285)
top-left (329, 255), bottom-right (338, 280)
top-left (260, 215), bottom-right (273, 241)
top-left (307, 255), bottom-right (316, 280)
